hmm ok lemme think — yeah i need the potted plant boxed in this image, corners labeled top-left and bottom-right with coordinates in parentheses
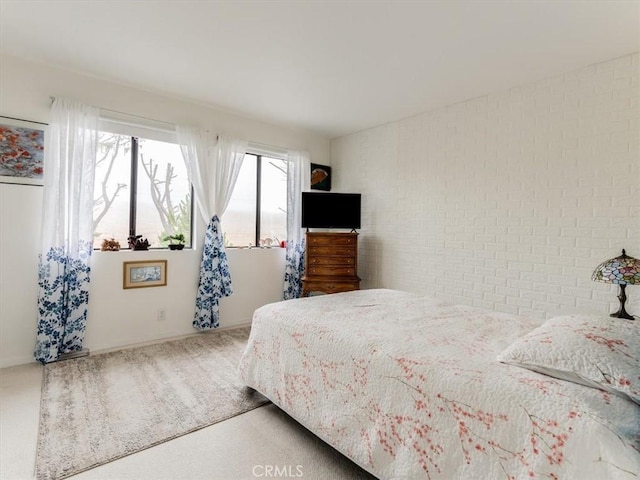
top-left (100, 238), bottom-right (121, 251)
top-left (163, 233), bottom-right (186, 250)
top-left (128, 235), bottom-right (150, 251)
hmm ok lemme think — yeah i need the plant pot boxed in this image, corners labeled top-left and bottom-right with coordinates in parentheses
top-left (169, 244), bottom-right (185, 250)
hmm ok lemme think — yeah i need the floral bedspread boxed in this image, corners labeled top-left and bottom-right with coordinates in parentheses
top-left (238, 289), bottom-right (640, 479)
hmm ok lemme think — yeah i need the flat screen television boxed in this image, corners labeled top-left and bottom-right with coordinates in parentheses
top-left (301, 192), bottom-right (361, 229)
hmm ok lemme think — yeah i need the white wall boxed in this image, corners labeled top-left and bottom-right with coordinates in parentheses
top-left (0, 54), bottom-right (330, 367)
top-left (0, 184), bottom-right (43, 367)
top-left (84, 247), bottom-right (286, 353)
top-left (332, 53), bottom-right (640, 319)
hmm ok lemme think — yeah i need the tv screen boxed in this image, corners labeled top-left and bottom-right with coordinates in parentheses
top-left (301, 192), bottom-right (361, 229)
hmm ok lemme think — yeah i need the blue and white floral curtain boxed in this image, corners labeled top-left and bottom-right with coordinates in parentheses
top-left (177, 126), bottom-right (247, 329)
top-left (283, 150), bottom-right (310, 299)
top-left (34, 98), bottom-right (99, 363)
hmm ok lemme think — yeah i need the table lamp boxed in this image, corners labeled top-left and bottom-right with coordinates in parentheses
top-left (592, 249), bottom-right (640, 320)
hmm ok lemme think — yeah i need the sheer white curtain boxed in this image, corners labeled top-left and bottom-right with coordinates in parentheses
top-left (177, 126), bottom-right (247, 329)
top-left (283, 149), bottom-right (310, 299)
top-left (35, 98), bottom-right (99, 363)
top-left (175, 126), bottom-right (211, 225)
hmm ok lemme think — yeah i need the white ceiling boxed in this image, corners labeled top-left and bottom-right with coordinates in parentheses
top-left (1, 1), bottom-right (639, 138)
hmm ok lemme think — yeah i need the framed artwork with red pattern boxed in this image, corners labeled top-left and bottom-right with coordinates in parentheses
top-left (0, 117), bottom-right (46, 186)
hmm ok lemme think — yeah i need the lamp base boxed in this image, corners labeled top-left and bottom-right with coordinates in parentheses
top-left (611, 284), bottom-right (635, 320)
top-left (610, 311), bottom-right (634, 320)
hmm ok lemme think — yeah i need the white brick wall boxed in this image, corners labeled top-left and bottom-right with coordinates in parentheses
top-left (331, 53), bottom-right (640, 319)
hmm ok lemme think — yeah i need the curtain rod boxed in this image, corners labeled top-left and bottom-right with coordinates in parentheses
top-left (46, 98), bottom-right (301, 152)
top-left (49, 96), bottom-right (176, 128)
top-left (247, 139), bottom-right (290, 154)
top-left (100, 107), bottom-right (176, 128)
top-left (0, 115), bottom-right (48, 126)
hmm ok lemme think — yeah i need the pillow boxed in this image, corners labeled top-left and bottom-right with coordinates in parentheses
top-left (497, 314), bottom-right (639, 405)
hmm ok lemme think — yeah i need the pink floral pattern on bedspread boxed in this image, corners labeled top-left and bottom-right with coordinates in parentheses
top-left (238, 289), bottom-right (640, 479)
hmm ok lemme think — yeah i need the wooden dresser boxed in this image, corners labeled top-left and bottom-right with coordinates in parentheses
top-left (301, 231), bottom-right (360, 296)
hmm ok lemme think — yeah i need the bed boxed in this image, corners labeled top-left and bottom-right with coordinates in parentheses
top-left (238, 289), bottom-right (640, 479)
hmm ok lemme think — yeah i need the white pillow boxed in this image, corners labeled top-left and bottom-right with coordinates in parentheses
top-left (498, 314), bottom-right (640, 405)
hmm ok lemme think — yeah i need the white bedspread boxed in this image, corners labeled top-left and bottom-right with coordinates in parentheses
top-left (238, 289), bottom-right (640, 479)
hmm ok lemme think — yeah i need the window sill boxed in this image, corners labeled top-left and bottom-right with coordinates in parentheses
top-left (226, 246), bottom-right (286, 250)
top-left (93, 248), bottom-right (192, 252)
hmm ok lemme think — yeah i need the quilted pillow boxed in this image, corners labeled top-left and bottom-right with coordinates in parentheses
top-left (498, 314), bottom-right (639, 404)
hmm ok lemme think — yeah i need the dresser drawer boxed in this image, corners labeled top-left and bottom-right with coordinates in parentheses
top-left (308, 245), bottom-right (356, 256)
top-left (307, 234), bottom-right (356, 246)
top-left (307, 265), bottom-right (357, 276)
top-left (308, 256), bottom-right (355, 266)
top-left (302, 280), bottom-right (360, 294)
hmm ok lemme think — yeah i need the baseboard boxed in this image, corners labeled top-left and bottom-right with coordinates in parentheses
top-left (89, 322), bottom-right (254, 357)
top-left (0, 322), bottom-right (254, 370)
top-left (0, 355), bottom-right (40, 369)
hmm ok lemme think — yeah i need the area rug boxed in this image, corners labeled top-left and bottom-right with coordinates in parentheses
top-left (36, 327), bottom-right (267, 480)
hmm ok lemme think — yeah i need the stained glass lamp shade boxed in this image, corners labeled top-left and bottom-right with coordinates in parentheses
top-left (592, 249), bottom-right (640, 320)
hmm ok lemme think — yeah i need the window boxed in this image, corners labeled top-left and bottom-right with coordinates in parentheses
top-left (223, 153), bottom-right (287, 247)
top-left (93, 132), bottom-right (192, 249)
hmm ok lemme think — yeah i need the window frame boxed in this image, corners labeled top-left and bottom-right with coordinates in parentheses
top-left (253, 152), bottom-right (262, 248)
top-left (225, 151), bottom-right (288, 248)
top-left (93, 133), bottom-right (193, 250)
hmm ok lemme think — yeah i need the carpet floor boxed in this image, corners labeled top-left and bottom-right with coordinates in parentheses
top-left (36, 327), bottom-right (267, 480)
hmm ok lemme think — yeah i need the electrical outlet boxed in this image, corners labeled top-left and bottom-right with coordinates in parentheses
top-left (158, 308), bottom-right (166, 322)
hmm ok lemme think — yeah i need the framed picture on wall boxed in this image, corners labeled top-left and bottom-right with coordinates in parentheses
top-left (123, 260), bottom-right (167, 289)
top-left (310, 163), bottom-right (331, 191)
top-left (0, 117), bottom-right (46, 186)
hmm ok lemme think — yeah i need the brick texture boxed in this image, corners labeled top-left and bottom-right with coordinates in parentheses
top-left (331, 53), bottom-right (640, 319)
